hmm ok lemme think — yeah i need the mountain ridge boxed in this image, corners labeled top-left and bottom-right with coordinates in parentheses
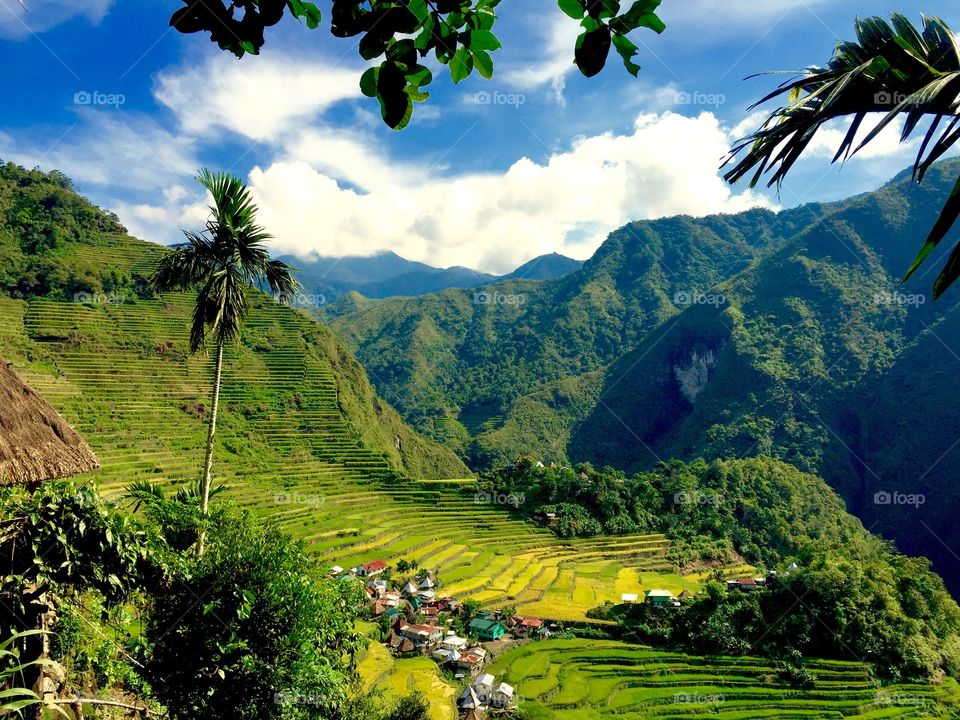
top-left (331, 158), bottom-right (960, 591)
top-left (279, 249), bottom-right (582, 304)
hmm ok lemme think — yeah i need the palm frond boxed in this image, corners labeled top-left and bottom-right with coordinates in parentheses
top-left (124, 480), bottom-right (168, 511)
top-left (150, 233), bottom-right (216, 292)
top-left (725, 13), bottom-right (960, 297)
top-left (151, 168), bottom-right (299, 347)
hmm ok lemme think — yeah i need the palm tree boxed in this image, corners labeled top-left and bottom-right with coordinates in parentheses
top-left (150, 169), bottom-right (298, 555)
top-left (724, 13), bottom-right (960, 298)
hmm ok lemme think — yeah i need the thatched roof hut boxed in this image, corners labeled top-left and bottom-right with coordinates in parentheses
top-left (0, 359), bottom-right (99, 486)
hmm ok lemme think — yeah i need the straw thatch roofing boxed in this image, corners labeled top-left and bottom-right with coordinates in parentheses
top-left (0, 359), bottom-right (99, 486)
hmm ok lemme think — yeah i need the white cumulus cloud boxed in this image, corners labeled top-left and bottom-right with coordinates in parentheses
top-left (154, 54), bottom-right (363, 141)
top-left (247, 112), bottom-right (772, 274)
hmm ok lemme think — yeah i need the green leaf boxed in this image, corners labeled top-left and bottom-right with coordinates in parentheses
top-left (612, 33), bottom-right (640, 76)
top-left (406, 65), bottom-right (434, 89)
top-left (473, 49), bottom-right (494, 79)
top-left (408, 0), bottom-right (429, 22)
top-left (587, 0), bottom-right (620, 20)
top-left (415, 15), bottom-right (436, 50)
top-left (360, 67), bottom-right (379, 97)
top-left (933, 239), bottom-right (960, 298)
top-left (467, 29), bottom-right (501, 51)
top-left (287, 0), bottom-right (322, 29)
top-left (558, 0), bottom-right (585, 20)
top-left (575, 27), bottom-right (612, 77)
top-left (449, 47), bottom-right (474, 83)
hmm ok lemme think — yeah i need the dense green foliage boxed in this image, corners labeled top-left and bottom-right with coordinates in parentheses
top-left (144, 504), bottom-right (368, 720)
top-left (0, 481), bottom-right (386, 719)
top-left (482, 457), bottom-right (960, 680)
top-left (0, 162), bottom-right (143, 299)
top-left (333, 206), bottom-right (816, 466)
top-left (0, 481), bottom-right (153, 630)
top-left (482, 457), bottom-right (866, 566)
top-left (611, 555), bottom-right (960, 682)
top-left (170, 0), bottom-right (667, 128)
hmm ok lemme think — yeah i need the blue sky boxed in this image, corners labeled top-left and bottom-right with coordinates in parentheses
top-left (1, 0), bottom-right (955, 273)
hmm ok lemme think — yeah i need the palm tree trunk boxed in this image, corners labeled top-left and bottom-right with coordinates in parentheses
top-left (196, 337), bottom-right (224, 557)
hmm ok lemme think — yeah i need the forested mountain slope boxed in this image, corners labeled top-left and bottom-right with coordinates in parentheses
top-left (333, 159), bottom-right (960, 591)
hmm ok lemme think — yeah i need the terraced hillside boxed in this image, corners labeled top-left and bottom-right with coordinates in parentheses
top-left (488, 640), bottom-right (960, 719)
top-left (0, 234), bottom-right (737, 623)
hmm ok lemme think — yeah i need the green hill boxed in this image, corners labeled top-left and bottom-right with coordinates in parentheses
top-left (0, 161), bottom-right (739, 625)
top-left (5, 162), bottom-right (960, 710)
top-left (332, 204), bottom-right (822, 454)
top-left (332, 159), bottom-right (960, 593)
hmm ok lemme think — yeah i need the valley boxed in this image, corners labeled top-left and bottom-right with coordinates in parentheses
top-left (0, 232), bottom-right (737, 625)
top-left (332, 159), bottom-right (960, 595)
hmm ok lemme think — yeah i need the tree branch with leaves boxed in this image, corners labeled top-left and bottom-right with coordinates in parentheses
top-left (169, 0), bottom-right (668, 129)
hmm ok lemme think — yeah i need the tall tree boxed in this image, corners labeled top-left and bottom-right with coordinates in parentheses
top-left (725, 13), bottom-right (960, 297)
top-left (150, 169), bottom-right (298, 555)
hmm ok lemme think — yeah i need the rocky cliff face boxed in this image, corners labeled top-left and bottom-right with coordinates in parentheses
top-left (673, 347), bottom-right (719, 405)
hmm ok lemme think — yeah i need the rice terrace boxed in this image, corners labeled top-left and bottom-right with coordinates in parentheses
top-left (7, 2), bottom-right (960, 720)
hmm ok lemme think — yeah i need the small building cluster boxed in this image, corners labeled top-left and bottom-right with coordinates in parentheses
top-left (726, 577), bottom-right (767, 592)
top-left (458, 673), bottom-right (515, 718)
top-left (332, 559), bottom-right (551, 717)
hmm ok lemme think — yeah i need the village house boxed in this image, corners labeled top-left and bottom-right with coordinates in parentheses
top-left (387, 633), bottom-right (416, 656)
top-left (728, 577), bottom-right (765, 592)
top-left (621, 593), bottom-right (640, 604)
top-left (509, 615), bottom-right (545, 636)
top-left (458, 686), bottom-right (482, 714)
top-left (455, 646), bottom-right (487, 675)
top-left (419, 575), bottom-right (436, 590)
top-left (491, 682), bottom-right (515, 709)
top-left (400, 623), bottom-right (443, 649)
top-left (434, 596), bottom-right (461, 614)
top-left (457, 673), bottom-right (516, 715)
top-left (472, 674), bottom-right (495, 705)
top-left (644, 589), bottom-right (678, 608)
top-left (366, 578), bottom-right (388, 596)
top-left (356, 559), bottom-right (387, 577)
top-left (442, 634), bottom-right (469, 652)
top-left (469, 617), bottom-right (506, 641)
top-left (432, 646), bottom-right (460, 664)
top-left (329, 565), bottom-right (344, 577)
top-left (402, 580), bottom-right (419, 595)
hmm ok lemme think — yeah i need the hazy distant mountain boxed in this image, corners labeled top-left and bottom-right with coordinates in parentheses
top-left (280, 250), bottom-right (582, 302)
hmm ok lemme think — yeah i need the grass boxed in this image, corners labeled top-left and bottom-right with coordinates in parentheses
top-left (487, 640), bottom-right (960, 719)
top-left (356, 623), bottom-right (457, 720)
